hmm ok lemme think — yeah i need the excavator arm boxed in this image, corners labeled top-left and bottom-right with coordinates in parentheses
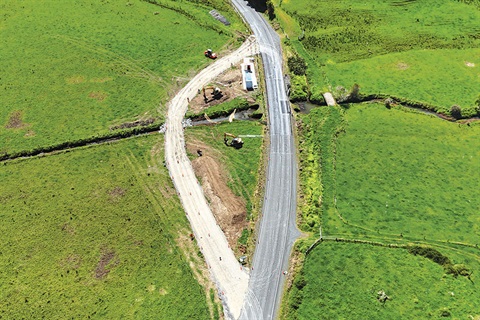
top-left (224, 133), bottom-right (244, 149)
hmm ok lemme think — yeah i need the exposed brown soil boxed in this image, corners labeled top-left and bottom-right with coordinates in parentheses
top-left (285, 247), bottom-right (306, 290)
top-left (89, 91), bottom-right (108, 101)
top-left (187, 140), bottom-right (247, 252)
top-left (94, 247), bottom-right (116, 279)
top-left (5, 110), bottom-right (28, 129)
top-left (24, 130), bottom-right (35, 137)
top-left (188, 62), bottom-right (257, 115)
top-left (108, 186), bottom-right (126, 201)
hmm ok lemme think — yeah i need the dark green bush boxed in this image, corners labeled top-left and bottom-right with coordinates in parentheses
top-left (407, 246), bottom-right (451, 266)
top-left (288, 55), bottom-right (308, 76)
top-left (450, 105), bottom-right (462, 119)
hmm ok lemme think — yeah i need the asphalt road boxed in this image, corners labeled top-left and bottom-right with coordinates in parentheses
top-left (230, 1), bottom-right (301, 319)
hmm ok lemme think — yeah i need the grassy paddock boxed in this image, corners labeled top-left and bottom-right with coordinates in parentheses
top-left (276, 0), bottom-right (480, 112)
top-left (334, 104), bottom-right (480, 244)
top-left (0, 135), bottom-right (211, 319)
top-left (324, 49), bottom-right (480, 114)
top-left (285, 242), bottom-right (480, 319)
top-left (0, 0), bottom-right (236, 154)
top-left (291, 103), bottom-right (480, 318)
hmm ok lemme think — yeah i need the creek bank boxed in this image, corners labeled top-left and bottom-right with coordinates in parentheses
top-left (187, 102), bottom-right (262, 121)
top-left (1, 111), bottom-right (262, 163)
top-left (293, 95), bottom-right (480, 123)
top-left (0, 121), bottom-right (163, 163)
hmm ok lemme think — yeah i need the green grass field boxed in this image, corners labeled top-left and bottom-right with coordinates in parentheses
top-left (0, 135), bottom-right (212, 319)
top-left (324, 49), bottom-right (480, 115)
top-left (275, 0), bottom-right (480, 113)
top-left (286, 242), bottom-right (480, 320)
top-left (299, 103), bottom-right (480, 243)
top-left (335, 104), bottom-right (480, 243)
top-left (291, 104), bottom-right (480, 319)
top-left (0, 0), bottom-right (239, 154)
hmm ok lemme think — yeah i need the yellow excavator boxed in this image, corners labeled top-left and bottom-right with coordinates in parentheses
top-left (203, 86), bottom-right (222, 103)
top-left (224, 133), bottom-right (244, 149)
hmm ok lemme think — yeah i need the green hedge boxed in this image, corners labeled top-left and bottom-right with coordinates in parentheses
top-left (186, 97), bottom-right (256, 120)
top-left (0, 122), bottom-right (162, 162)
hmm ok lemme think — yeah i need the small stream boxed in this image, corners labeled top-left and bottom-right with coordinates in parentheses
top-left (294, 99), bottom-right (479, 122)
top-left (191, 108), bottom-right (259, 126)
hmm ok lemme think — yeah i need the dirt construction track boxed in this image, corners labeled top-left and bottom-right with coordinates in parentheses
top-left (164, 37), bottom-right (258, 319)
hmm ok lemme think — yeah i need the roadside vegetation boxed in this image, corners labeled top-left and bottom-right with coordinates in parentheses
top-left (0, 134), bottom-right (214, 319)
top-left (272, 0), bottom-right (480, 116)
top-left (1, 0), bottom-right (241, 155)
top-left (284, 104), bottom-right (480, 319)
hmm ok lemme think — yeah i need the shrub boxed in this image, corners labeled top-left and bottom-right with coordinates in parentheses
top-left (266, 0), bottom-right (276, 20)
top-left (288, 55), bottom-right (308, 76)
top-left (446, 264), bottom-right (472, 278)
top-left (450, 105), bottom-right (462, 119)
top-left (348, 83), bottom-right (361, 102)
top-left (385, 98), bottom-right (395, 109)
top-left (407, 246), bottom-right (451, 266)
top-left (290, 75), bottom-right (309, 102)
top-left (334, 86), bottom-right (349, 103)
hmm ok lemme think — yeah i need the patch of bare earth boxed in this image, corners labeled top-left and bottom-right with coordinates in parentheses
top-left (176, 231), bottom-right (223, 319)
top-left (88, 91), bottom-right (108, 101)
top-left (188, 62), bottom-right (256, 115)
top-left (186, 140), bottom-right (247, 254)
top-left (5, 110), bottom-right (29, 129)
top-left (110, 118), bottom-right (155, 130)
top-left (108, 186), bottom-right (126, 202)
top-left (61, 222), bottom-right (75, 235)
top-left (94, 247), bottom-right (117, 279)
top-left (465, 61), bottom-right (475, 67)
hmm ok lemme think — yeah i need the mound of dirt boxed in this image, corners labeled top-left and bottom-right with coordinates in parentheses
top-left (187, 140), bottom-right (247, 251)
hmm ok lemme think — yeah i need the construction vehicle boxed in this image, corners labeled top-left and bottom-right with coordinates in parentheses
top-left (204, 49), bottom-right (217, 59)
top-left (224, 133), bottom-right (244, 149)
top-left (203, 86), bottom-right (222, 102)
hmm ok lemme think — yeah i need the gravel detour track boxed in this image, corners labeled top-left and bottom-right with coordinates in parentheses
top-left (164, 37), bottom-right (258, 320)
